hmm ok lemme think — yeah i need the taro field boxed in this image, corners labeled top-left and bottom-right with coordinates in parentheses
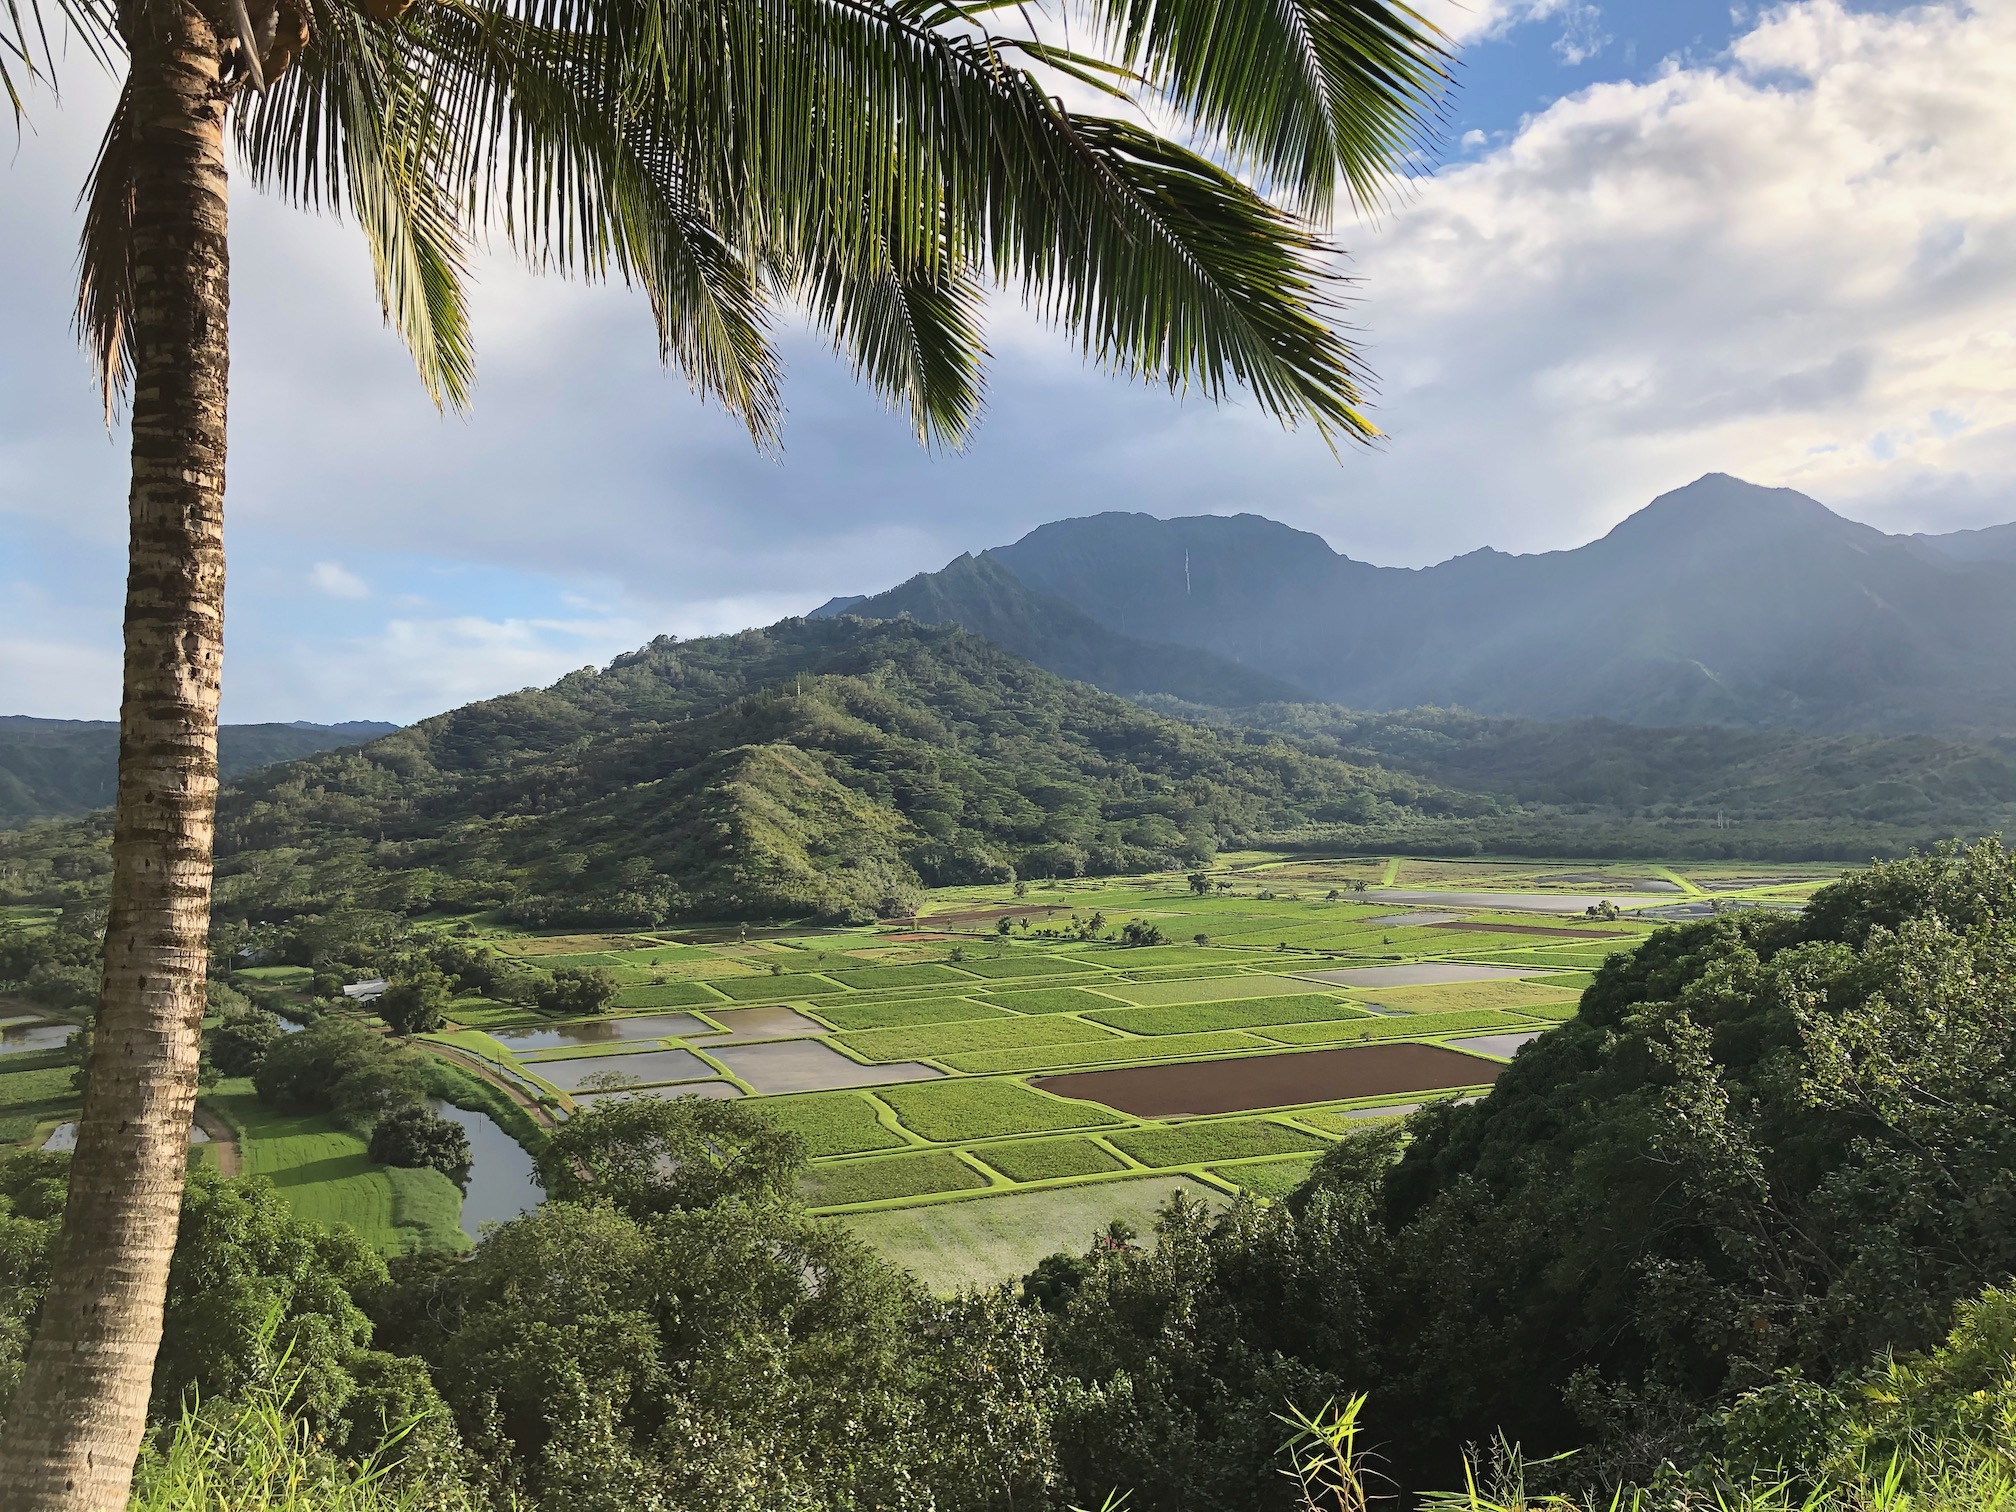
top-left (403, 854), bottom-right (1826, 1286)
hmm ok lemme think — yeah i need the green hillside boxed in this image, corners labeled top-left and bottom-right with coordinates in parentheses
top-left (0, 619), bottom-right (1475, 926)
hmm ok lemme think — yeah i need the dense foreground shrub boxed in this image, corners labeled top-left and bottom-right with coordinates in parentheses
top-left (1032, 841), bottom-right (2016, 1504)
top-left (132, 1387), bottom-right (472, 1512)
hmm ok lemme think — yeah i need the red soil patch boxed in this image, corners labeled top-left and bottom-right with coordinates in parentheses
top-left (1429, 921), bottom-right (1628, 938)
top-left (1035, 1043), bottom-right (1502, 1118)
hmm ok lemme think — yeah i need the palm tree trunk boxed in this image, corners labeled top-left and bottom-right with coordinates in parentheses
top-left (0, 11), bottom-right (230, 1509)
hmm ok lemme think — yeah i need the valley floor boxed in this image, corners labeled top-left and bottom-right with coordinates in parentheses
top-left (0, 853), bottom-right (1830, 1283)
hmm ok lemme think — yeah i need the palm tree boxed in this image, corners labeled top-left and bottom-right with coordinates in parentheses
top-left (0, 0), bottom-right (1444, 1500)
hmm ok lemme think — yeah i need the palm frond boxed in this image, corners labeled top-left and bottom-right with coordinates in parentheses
top-left (1083, 0), bottom-right (1450, 216)
top-left (74, 80), bottom-right (136, 417)
top-left (238, 4), bottom-right (477, 408)
top-left (801, 232), bottom-right (988, 446)
top-left (1, 0), bottom-right (119, 121)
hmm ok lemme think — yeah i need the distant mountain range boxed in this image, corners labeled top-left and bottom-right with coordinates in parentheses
top-left (816, 475), bottom-right (2016, 733)
top-left (0, 718), bottom-right (397, 828)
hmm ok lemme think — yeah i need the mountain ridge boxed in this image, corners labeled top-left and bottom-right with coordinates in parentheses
top-left (824, 475), bottom-right (2016, 733)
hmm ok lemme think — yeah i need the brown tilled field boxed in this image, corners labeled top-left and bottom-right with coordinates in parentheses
top-left (1035, 1042), bottom-right (1502, 1117)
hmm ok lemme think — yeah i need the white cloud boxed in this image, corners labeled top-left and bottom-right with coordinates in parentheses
top-left (233, 613), bottom-right (654, 722)
top-left (5, 0), bottom-right (2016, 725)
top-left (309, 561), bottom-right (370, 598)
top-left (1333, 0), bottom-right (2016, 556)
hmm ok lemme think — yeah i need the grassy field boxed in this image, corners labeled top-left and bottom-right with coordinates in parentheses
top-left (207, 1086), bottom-right (468, 1256)
top-left (839, 1176), bottom-right (1227, 1289)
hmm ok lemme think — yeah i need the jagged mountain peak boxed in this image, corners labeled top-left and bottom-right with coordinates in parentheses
top-left (810, 477), bottom-right (2016, 734)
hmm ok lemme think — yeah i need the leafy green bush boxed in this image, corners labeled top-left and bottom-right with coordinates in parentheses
top-left (876, 1079), bottom-right (1123, 1141)
top-left (533, 965), bottom-right (620, 1016)
top-left (133, 1390), bottom-right (471, 1512)
top-left (368, 1105), bottom-right (472, 1185)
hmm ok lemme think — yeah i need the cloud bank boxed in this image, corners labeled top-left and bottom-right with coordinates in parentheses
top-left (0, 1), bottom-right (2009, 721)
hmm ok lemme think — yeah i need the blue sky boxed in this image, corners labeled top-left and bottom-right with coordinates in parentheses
top-left (2, 0), bottom-right (2008, 723)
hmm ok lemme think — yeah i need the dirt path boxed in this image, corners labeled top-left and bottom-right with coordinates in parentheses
top-left (427, 1042), bottom-right (562, 1131)
top-left (192, 1105), bottom-right (240, 1177)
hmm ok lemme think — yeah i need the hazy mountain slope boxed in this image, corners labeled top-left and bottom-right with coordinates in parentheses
top-left (863, 475), bottom-right (2016, 732)
top-left (810, 551), bottom-right (1301, 705)
top-left (0, 718), bottom-right (399, 827)
top-left (1911, 520), bottom-right (2016, 563)
top-left (1138, 699), bottom-right (2016, 833)
top-left (0, 619), bottom-right (1465, 926)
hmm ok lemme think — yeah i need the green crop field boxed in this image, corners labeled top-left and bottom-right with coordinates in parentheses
top-left (1098, 974), bottom-right (1334, 1007)
top-left (875, 1079), bottom-right (1123, 1141)
top-left (1218, 1155), bottom-right (1322, 1198)
top-left (178, 851), bottom-right (1777, 1281)
top-left (1255, 1009), bottom-right (1538, 1044)
top-left (713, 972), bottom-right (847, 1000)
top-left (949, 955), bottom-right (1103, 979)
top-left (841, 1177), bottom-right (1227, 1291)
top-left (802, 1151), bottom-right (991, 1207)
top-left (811, 997), bottom-right (1008, 1031)
top-left (971, 1136), bottom-right (1129, 1183)
top-left (612, 981), bottom-right (728, 1008)
top-left (1107, 1119), bottom-right (1328, 1167)
top-left (759, 1092), bottom-right (912, 1156)
top-left (839, 1016), bottom-right (1119, 1063)
top-left (1359, 980), bottom-right (1582, 1014)
top-left (939, 1029), bottom-right (1269, 1074)
top-left (822, 964), bottom-right (976, 990)
top-left (1086, 994), bottom-right (1363, 1035)
top-left (981, 986), bottom-right (1130, 1015)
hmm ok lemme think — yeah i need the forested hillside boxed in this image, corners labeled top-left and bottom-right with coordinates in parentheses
top-left (0, 619), bottom-right (1477, 926)
top-left (1143, 700), bottom-right (2016, 839)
